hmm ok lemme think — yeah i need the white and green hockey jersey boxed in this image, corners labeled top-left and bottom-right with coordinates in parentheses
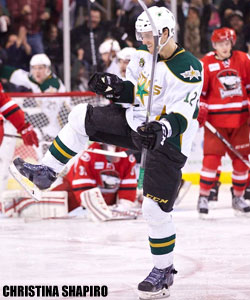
top-left (122, 45), bottom-right (203, 157)
top-left (0, 66), bottom-right (69, 144)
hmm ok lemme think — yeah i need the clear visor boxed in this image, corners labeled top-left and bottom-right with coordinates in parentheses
top-left (136, 30), bottom-right (153, 41)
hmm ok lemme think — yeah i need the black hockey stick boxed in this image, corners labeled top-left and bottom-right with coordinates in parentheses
top-left (4, 133), bottom-right (22, 139)
top-left (137, 0), bottom-right (159, 189)
top-left (116, 0), bottom-right (125, 28)
top-left (205, 121), bottom-right (250, 168)
top-left (87, 0), bottom-right (97, 75)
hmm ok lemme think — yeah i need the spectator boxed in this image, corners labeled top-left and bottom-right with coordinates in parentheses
top-left (71, 48), bottom-right (90, 91)
top-left (184, 5), bottom-right (201, 58)
top-left (200, 0), bottom-right (221, 54)
top-left (244, 23), bottom-right (250, 54)
top-left (177, 0), bottom-right (186, 46)
top-left (6, 0), bottom-right (50, 54)
top-left (219, 0), bottom-right (248, 26)
top-left (0, 3), bottom-right (10, 47)
top-left (5, 30), bottom-right (31, 70)
top-left (43, 23), bottom-right (63, 77)
top-left (70, 6), bottom-right (109, 72)
top-left (227, 10), bottom-right (248, 52)
top-left (53, 142), bottom-right (137, 212)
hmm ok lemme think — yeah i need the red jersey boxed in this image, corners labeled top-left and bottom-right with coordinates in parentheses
top-left (0, 83), bottom-right (26, 132)
top-left (60, 142), bottom-right (137, 211)
top-left (201, 50), bottom-right (250, 128)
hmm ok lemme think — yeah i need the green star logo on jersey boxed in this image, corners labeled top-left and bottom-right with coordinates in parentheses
top-left (136, 82), bottom-right (149, 104)
top-left (139, 58), bottom-right (145, 67)
top-left (180, 66), bottom-right (201, 80)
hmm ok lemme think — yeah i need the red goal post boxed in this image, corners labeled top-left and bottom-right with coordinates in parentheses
top-left (6, 91), bottom-right (95, 98)
top-left (0, 91), bottom-right (108, 194)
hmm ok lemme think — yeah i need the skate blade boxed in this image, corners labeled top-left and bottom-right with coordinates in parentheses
top-left (208, 202), bottom-right (218, 209)
top-left (234, 210), bottom-right (250, 218)
top-left (9, 163), bottom-right (42, 202)
top-left (198, 212), bottom-right (209, 220)
top-left (138, 287), bottom-right (170, 300)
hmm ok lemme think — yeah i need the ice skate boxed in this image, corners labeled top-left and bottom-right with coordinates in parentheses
top-left (138, 265), bottom-right (177, 299)
top-left (243, 185), bottom-right (250, 201)
top-left (231, 188), bottom-right (250, 215)
top-left (197, 195), bottom-right (209, 217)
top-left (208, 181), bottom-right (221, 202)
top-left (9, 157), bottom-right (57, 201)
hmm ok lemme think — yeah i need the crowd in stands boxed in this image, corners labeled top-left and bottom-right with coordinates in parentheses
top-left (0, 0), bottom-right (250, 92)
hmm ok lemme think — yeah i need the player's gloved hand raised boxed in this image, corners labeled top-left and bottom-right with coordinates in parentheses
top-left (88, 72), bottom-right (124, 101)
top-left (197, 102), bottom-right (208, 127)
top-left (18, 123), bottom-right (39, 147)
top-left (137, 121), bottom-right (168, 151)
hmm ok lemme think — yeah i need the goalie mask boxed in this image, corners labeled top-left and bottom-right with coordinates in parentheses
top-left (135, 6), bottom-right (176, 52)
top-left (30, 54), bottom-right (52, 83)
top-left (102, 144), bottom-right (120, 163)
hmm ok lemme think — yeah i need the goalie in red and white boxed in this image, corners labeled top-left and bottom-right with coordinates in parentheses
top-left (197, 27), bottom-right (250, 215)
top-left (0, 82), bottom-right (38, 147)
top-left (53, 142), bottom-right (138, 215)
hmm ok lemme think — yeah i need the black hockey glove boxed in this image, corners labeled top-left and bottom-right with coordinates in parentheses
top-left (88, 72), bottom-right (124, 101)
top-left (137, 121), bottom-right (168, 151)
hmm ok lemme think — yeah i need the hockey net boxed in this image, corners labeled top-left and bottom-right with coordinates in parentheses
top-left (0, 91), bottom-right (109, 203)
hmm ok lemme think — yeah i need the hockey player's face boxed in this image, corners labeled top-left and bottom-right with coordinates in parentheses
top-left (118, 59), bottom-right (130, 77)
top-left (214, 40), bottom-right (232, 60)
top-left (31, 65), bottom-right (49, 83)
top-left (141, 31), bottom-right (154, 54)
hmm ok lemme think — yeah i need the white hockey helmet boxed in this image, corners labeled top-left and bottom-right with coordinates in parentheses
top-left (135, 6), bottom-right (176, 49)
top-left (117, 47), bottom-right (136, 61)
top-left (99, 39), bottom-right (121, 54)
top-left (30, 53), bottom-right (51, 67)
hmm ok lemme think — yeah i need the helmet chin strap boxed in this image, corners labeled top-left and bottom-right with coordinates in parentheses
top-left (158, 35), bottom-right (172, 53)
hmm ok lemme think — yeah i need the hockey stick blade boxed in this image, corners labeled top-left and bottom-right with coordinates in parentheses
top-left (9, 163), bottom-right (42, 202)
top-left (4, 133), bottom-right (22, 139)
top-left (174, 180), bottom-right (192, 206)
top-left (86, 148), bottom-right (128, 157)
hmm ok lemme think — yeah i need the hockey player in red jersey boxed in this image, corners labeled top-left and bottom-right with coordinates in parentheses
top-left (197, 27), bottom-right (250, 215)
top-left (0, 82), bottom-right (38, 147)
top-left (53, 142), bottom-right (137, 212)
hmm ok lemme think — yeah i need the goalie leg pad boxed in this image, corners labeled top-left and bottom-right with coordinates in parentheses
top-left (80, 187), bottom-right (113, 222)
top-left (80, 188), bottom-right (138, 222)
top-left (1, 190), bottom-right (68, 218)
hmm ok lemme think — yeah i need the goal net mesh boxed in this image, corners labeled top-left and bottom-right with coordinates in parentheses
top-left (0, 91), bottom-right (108, 193)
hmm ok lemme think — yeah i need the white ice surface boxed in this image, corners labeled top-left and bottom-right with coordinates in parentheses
top-left (0, 184), bottom-right (250, 300)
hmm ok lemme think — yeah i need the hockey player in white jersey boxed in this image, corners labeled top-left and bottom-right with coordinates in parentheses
top-left (0, 54), bottom-right (68, 142)
top-left (11, 6), bottom-right (203, 299)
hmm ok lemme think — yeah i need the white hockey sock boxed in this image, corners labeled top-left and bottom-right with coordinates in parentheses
top-left (42, 104), bottom-right (89, 173)
top-left (142, 196), bottom-right (175, 269)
